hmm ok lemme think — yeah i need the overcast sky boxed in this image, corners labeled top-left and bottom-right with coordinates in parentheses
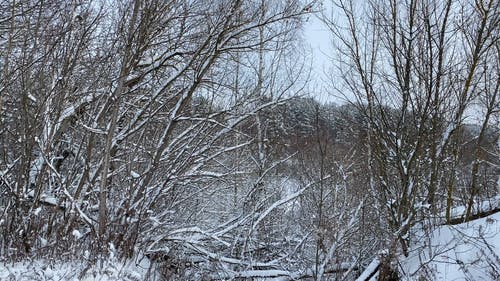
top-left (301, 1), bottom-right (351, 104)
top-left (301, 7), bottom-right (491, 125)
top-left (302, 11), bottom-right (332, 101)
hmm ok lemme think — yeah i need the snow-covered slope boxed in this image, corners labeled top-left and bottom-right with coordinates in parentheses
top-left (400, 211), bottom-right (500, 280)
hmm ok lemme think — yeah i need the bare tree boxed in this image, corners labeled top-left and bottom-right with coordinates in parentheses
top-left (0, 0), bottom-right (315, 270)
top-left (322, 0), bottom-right (499, 279)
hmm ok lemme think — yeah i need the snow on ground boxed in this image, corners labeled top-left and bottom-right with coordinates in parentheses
top-left (0, 255), bottom-right (150, 281)
top-left (400, 211), bottom-right (500, 281)
top-left (1, 211), bottom-right (498, 280)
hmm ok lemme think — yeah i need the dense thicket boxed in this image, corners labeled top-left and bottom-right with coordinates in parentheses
top-left (0, 0), bottom-right (498, 280)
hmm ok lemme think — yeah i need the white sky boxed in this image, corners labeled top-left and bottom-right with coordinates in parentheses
top-left (300, 2), bottom-right (492, 126)
top-left (304, 15), bottom-right (331, 74)
top-left (302, 3), bottom-right (342, 104)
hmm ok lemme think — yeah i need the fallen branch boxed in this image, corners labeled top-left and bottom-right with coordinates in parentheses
top-left (446, 207), bottom-right (500, 225)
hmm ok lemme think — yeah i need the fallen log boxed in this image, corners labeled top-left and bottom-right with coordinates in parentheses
top-left (446, 207), bottom-right (500, 225)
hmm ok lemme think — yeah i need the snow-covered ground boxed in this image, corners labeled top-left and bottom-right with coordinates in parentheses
top-left (400, 211), bottom-right (500, 281)
top-left (1, 211), bottom-right (498, 280)
top-left (0, 255), bottom-right (150, 281)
